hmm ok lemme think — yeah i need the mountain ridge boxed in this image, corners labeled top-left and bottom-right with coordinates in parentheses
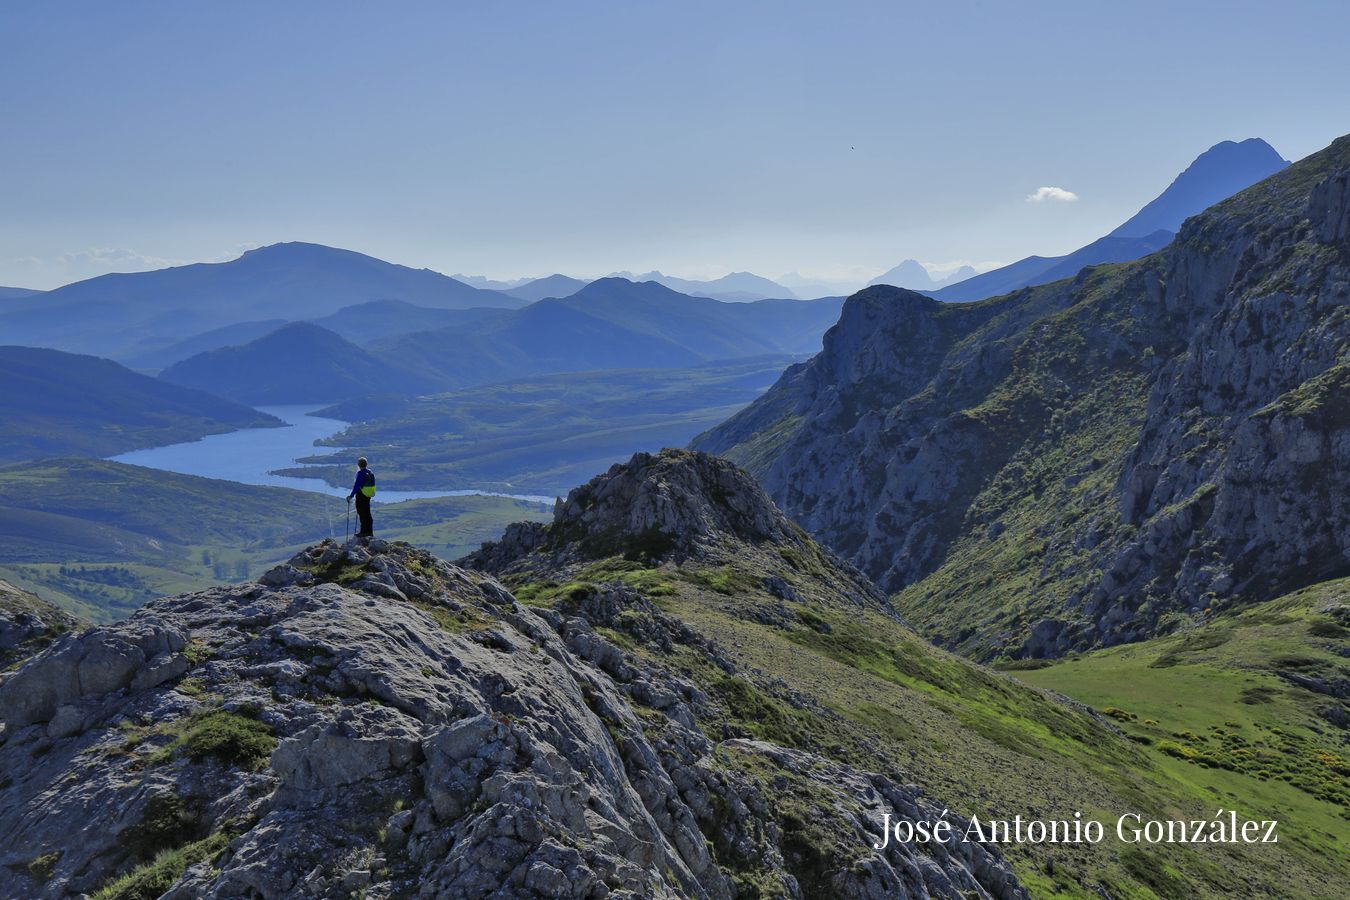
top-left (695, 132), bottom-right (1350, 659)
top-left (5, 242), bottom-right (524, 360)
top-left (930, 137), bottom-right (1290, 303)
top-left (0, 345), bottom-right (282, 460)
top-left (1109, 137), bottom-right (1290, 238)
top-left (1, 449), bottom-right (1335, 896)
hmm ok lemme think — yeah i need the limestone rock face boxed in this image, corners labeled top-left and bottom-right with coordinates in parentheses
top-left (0, 539), bottom-right (1022, 899)
top-left (552, 448), bottom-right (810, 562)
top-left (695, 134), bottom-right (1350, 658)
top-left (0, 580), bottom-right (81, 671)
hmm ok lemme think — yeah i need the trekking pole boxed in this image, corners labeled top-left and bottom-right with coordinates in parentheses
top-left (346, 496), bottom-right (352, 543)
top-left (322, 491), bottom-right (334, 541)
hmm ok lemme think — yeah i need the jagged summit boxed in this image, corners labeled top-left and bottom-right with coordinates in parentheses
top-left (469, 449), bottom-right (815, 571)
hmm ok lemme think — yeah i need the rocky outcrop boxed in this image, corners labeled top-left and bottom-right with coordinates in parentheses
top-left (467, 449), bottom-right (891, 613)
top-left (0, 581), bottom-right (81, 672)
top-left (0, 539), bottom-right (1023, 899)
top-left (695, 134), bottom-right (1350, 659)
top-left (493, 449), bottom-right (811, 565)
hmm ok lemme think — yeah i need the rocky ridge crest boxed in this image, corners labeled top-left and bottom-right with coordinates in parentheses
top-left (0, 533), bottom-right (1022, 899)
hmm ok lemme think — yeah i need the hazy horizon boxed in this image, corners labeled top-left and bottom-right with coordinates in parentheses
top-left (3, 1), bottom-right (1348, 290)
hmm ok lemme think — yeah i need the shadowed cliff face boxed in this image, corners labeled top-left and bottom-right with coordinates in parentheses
top-left (695, 135), bottom-right (1350, 660)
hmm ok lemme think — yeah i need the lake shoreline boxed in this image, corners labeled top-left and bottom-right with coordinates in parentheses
top-left (109, 405), bottom-right (556, 505)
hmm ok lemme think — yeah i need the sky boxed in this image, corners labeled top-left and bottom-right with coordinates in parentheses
top-left (3, 0), bottom-right (1348, 291)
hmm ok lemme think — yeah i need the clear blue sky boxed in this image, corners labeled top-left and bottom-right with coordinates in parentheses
top-left (3, 0), bottom-right (1347, 289)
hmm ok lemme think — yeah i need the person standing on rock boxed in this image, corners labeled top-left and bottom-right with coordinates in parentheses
top-left (347, 457), bottom-right (376, 541)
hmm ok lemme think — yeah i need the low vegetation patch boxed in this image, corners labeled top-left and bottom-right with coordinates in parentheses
top-left (27, 851), bottom-right (60, 883)
top-left (1154, 724), bottom-right (1348, 808)
top-left (92, 832), bottom-right (231, 900)
top-left (147, 708), bottom-right (275, 770)
top-left (414, 599), bottom-right (491, 634)
top-left (1117, 847), bottom-right (1189, 899)
top-left (1148, 626), bottom-right (1234, 668)
top-left (683, 565), bottom-right (763, 596)
top-left (711, 676), bottom-right (814, 748)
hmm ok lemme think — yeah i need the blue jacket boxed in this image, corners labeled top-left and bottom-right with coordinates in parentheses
top-left (348, 468), bottom-right (372, 500)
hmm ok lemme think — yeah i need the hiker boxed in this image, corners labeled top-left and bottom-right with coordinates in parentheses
top-left (347, 457), bottom-right (376, 539)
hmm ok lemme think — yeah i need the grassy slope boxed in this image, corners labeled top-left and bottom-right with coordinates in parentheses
top-left (499, 545), bottom-right (1345, 898)
top-left (1013, 578), bottom-right (1349, 865)
top-left (0, 459), bottom-right (548, 622)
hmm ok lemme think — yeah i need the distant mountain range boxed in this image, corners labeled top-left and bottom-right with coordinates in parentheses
top-left (1, 136), bottom-right (1291, 382)
top-left (607, 270), bottom-right (799, 302)
top-left (925, 230), bottom-right (1178, 302)
top-left (501, 273), bottom-right (590, 302)
top-left (866, 260), bottom-right (977, 291)
top-left (454, 270), bottom-right (802, 304)
top-left (449, 273), bottom-right (534, 290)
top-left (451, 273), bottom-right (590, 302)
top-left (2, 242), bottom-right (524, 359)
top-left (927, 138), bottom-right (1289, 302)
top-left (0, 345), bottom-right (280, 459)
top-left (155, 279), bottom-right (846, 402)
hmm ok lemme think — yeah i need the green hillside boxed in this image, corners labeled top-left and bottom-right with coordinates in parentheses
top-left (1013, 578), bottom-right (1349, 841)
top-left (0, 459), bottom-right (549, 622)
top-left (0, 345), bottom-right (281, 460)
top-left (159, 321), bottom-right (436, 404)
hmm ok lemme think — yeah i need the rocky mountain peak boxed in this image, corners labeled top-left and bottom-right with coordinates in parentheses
top-left (470, 449), bottom-right (812, 572)
top-left (1108, 137), bottom-right (1289, 239)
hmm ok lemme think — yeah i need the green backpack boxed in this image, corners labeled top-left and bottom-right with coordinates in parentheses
top-left (360, 470), bottom-right (377, 498)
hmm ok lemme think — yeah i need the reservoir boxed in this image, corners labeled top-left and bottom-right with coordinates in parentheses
top-left (110, 405), bottom-right (555, 504)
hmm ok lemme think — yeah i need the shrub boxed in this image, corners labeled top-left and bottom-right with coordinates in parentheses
top-left (150, 710), bottom-right (275, 770)
top-left (712, 677), bottom-right (811, 748)
top-left (27, 852), bottom-right (60, 883)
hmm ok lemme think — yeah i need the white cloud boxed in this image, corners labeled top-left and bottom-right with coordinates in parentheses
top-left (1026, 186), bottom-right (1079, 203)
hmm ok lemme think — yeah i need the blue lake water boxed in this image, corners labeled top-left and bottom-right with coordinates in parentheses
top-left (110, 405), bottom-right (554, 504)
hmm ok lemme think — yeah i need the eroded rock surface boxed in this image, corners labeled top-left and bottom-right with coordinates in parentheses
top-left (1, 538), bottom-right (1023, 899)
top-left (0, 580), bottom-right (81, 672)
